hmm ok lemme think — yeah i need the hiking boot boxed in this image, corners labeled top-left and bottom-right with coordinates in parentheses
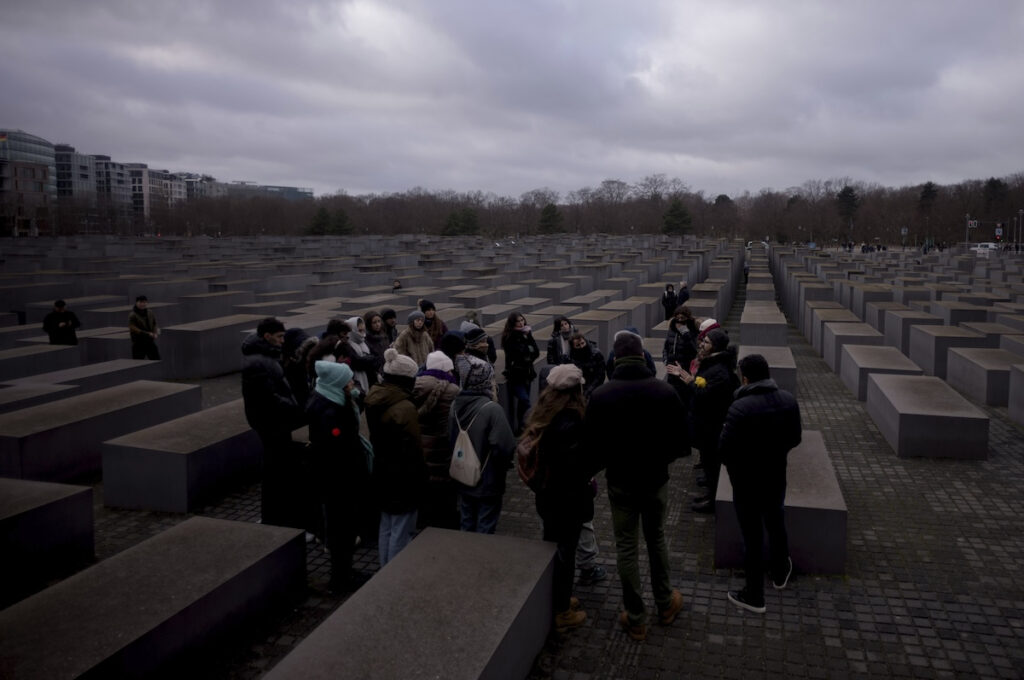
top-left (658, 589), bottom-right (684, 625)
top-left (727, 589), bottom-right (766, 614)
top-left (578, 565), bottom-right (607, 585)
top-left (772, 557), bottom-right (793, 590)
top-left (619, 610), bottom-right (647, 641)
top-left (555, 608), bottom-right (587, 633)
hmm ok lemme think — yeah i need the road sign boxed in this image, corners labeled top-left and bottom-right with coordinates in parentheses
top-left (996, 227), bottom-right (1003, 236)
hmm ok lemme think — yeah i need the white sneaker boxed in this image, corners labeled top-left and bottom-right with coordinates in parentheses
top-left (772, 557), bottom-right (793, 590)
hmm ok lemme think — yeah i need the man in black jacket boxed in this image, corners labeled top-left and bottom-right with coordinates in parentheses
top-left (42, 299), bottom-right (81, 345)
top-left (242, 317), bottom-right (306, 528)
top-left (719, 354), bottom-right (802, 614)
top-left (585, 331), bottom-right (686, 642)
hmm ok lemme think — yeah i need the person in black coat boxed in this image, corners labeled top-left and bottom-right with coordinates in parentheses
top-left (584, 332), bottom-right (687, 640)
top-left (546, 316), bottom-right (576, 365)
top-left (671, 328), bottom-right (739, 514)
top-left (306, 360), bottom-right (371, 592)
top-left (660, 284), bottom-right (677, 321)
top-left (42, 299), bottom-right (81, 345)
top-left (720, 354), bottom-right (802, 614)
top-left (568, 333), bottom-right (606, 398)
top-left (500, 312), bottom-right (540, 434)
top-left (523, 364), bottom-right (593, 633)
top-left (241, 317), bottom-right (306, 528)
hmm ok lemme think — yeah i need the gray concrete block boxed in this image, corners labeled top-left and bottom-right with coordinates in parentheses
top-left (0, 380), bottom-right (202, 482)
top-left (266, 527), bottom-right (555, 680)
top-left (740, 301), bottom-right (788, 346)
top-left (839, 344), bottom-right (923, 401)
top-left (737, 345), bottom-right (797, 396)
top-left (0, 383), bottom-right (78, 414)
top-left (715, 431), bottom-right (846, 574)
top-left (160, 314), bottom-right (265, 379)
top-left (1009, 363), bottom-right (1024, 426)
top-left (866, 374), bottom-right (988, 459)
top-left (908, 325), bottom-right (987, 379)
top-left (945, 347), bottom-right (1021, 406)
top-left (822, 322), bottom-right (884, 373)
top-left (0, 478), bottom-right (94, 604)
top-left (883, 310), bottom-right (944, 356)
top-left (0, 344), bottom-right (81, 381)
top-left (102, 399), bottom-right (260, 512)
top-left (0, 517), bottom-right (304, 679)
top-left (5, 358), bottom-right (165, 392)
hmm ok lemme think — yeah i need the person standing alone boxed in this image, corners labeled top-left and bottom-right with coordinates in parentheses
top-left (129, 295), bottom-right (160, 360)
top-left (43, 299), bottom-right (80, 345)
top-left (719, 354), bottom-right (802, 614)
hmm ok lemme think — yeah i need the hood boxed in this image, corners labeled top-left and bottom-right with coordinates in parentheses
top-left (365, 381), bottom-right (411, 410)
top-left (241, 332), bottom-right (282, 359)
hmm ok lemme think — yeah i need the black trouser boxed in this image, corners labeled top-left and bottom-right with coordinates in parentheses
top-left (131, 337), bottom-right (160, 360)
top-left (730, 467), bottom-right (790, 603)
top-left (700, 444), bottom-right (722, 501)
top-left (258, 431), bottom-right (305, 529)
top-left (542, 515), bottom-right (583, 613)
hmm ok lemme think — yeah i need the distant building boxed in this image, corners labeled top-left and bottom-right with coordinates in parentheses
top-left (224, 181), bottom-right (313, 201)
top-left (92, 154), bottom-right (133, 229)
top-left (127, 163), bottom-right (187, 221)
top-left (0, 129), bottom-right (57, 236)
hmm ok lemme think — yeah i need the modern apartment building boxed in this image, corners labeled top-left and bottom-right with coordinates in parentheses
top-left (0, 129), bottom-right (57, 236)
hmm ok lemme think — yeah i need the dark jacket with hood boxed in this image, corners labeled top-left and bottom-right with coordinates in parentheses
top-left (43, 309), bottom-right (81, 345)
top-left (241, 333), bottom-right (304, 434)
top-left (662, 319), bottom-right (698, 367)
top-left (305, 390), bottom-right (369, 495)
top-left (412, 370), bottom-right (461, 481)
top-left (448, 391), bottom-right (516, 498)
top-left (569, 341), bottom-right (606, 398)
top-left (546, 318), bottom-right (575, 365)
top-left (365, 377), bottom-right (427, 514)
top-left (585, 358), bottom-right (687, 494)
top-left (691, 348), bottom-right (740, 452)
top-left (502, 329), bottom-right (540, 383)
top-left (719, 378), bottom-right (802, 484)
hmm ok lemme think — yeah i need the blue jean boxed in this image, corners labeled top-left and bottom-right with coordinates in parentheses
top-left (378, 510), bottom-right (418, 567)
top-left (458, 494), bottom-right (502, 534)
top-left (509, 381), bottom-right (531, 433)
top-left (608, 482), bottom-right (673, 626)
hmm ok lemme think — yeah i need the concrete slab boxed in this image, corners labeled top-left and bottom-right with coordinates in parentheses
top-left (945, 347), bottom-right (1022, 406)
top-left (265, 527), bottom-right (555, 680)
top-left (822, 322), bottom-right (884, 373)
top-left (908, 325), bottom-right (987, 379)
top-left (866, 374), bottom-right (988, 459)
top-left (737, 345), bottom-right (797, 396)
top-left (839, 344), bottom-right (923, 401)
top-left (883, 310), bottom-right (944, 356)
top-left (0, 517), bottom-right (304, 679)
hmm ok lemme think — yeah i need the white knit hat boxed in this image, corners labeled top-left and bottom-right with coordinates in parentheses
top-left (547, 364), bottom-right (584, 390)
top-left (425, 350), bottom-right (454, 373)
top-left (383, 348), bottom-right (419, 378)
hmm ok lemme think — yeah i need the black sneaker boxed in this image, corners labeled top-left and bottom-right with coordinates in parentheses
top-left (727, 589), bottom-right (766, 614)
top-left (772, 557), bottom-right (793, 590)
top-left (578, 565), bottom-right (607, 585)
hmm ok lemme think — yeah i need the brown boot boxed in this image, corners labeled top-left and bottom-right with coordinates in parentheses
top-left (555, 608), bottom-right (587, 633)
top-left (569, 596), bottom-right (581, 611)
top-left (619, 610), bottom-right (647, 641)
top-left (659, 589), bottom-right (684, 625)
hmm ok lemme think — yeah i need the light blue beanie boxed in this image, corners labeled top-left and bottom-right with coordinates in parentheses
top-left (315, 360), bottom-right (354, 405)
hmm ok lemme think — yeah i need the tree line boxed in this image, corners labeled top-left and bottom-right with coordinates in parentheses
top-left (54, 172), bottom-right (1024, 246)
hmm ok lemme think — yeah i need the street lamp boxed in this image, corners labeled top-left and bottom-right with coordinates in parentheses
top-left (1019, 209), bottom-right (1023, 253)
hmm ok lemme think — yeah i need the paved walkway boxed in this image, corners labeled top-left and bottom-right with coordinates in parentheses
top-left (81, 279), bottom-right (1024, 678)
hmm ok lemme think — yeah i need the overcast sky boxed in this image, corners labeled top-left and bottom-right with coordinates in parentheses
top-left (2, 1), bottom-right (1023, 200)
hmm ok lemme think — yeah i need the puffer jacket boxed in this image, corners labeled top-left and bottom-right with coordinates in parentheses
top-left (412, 371), bottom-right (461, 481)
top-left (241, 333), bottom-right (303, 433)
top-left (662, 320), bottom-right (698, 367)
top-left (393, 325), bottom-right (434, 367)
top-left (719, 378), bottom-right (802, 478)
top-left (365, 379), bottom-right (427, 514)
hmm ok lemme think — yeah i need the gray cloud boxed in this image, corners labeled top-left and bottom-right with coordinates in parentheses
top-left (2, 0), bottom-right (1022, 199)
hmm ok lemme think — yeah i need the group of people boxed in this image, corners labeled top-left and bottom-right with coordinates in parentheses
top-left (238, 291), bottom-right (803, 636)
top-left (42, 295), bottom-right (161, 360)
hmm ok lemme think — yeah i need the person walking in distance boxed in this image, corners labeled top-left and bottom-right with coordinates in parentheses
top-left (43, 299), bottom-right (81, 345)
top-left (720, 354), bottom-right (802, 614)
top-left (129, 295), bottom-right (160, 360)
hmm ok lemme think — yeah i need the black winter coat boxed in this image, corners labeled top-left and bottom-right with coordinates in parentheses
top-left (569, 342), bottom-right (606, 398)
top-left (719, 379), bottom-right (802, 483)
top-left (585, 360), bottom-right (687, 494)
top-left (534, 409), bottom-right (595, 528)
top-left (690, 349), bottom-right (740, 452)
top-left (305, 392), bottom-right (370, 497)
top-left (241, 333), bottom-right (304, 435)
top-left (502, 330), bottom-right (540, 383)
top-left (662, 321), bottom-right (697, 367)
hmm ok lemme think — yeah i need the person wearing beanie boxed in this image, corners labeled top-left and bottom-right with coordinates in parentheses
top-left (242, 317), bottom-right (306, 528)
top-left (584, 320), bottom-right (688, 642)
top-left (461, 321), bottom-right (496, 364)
top-left (419, 298), bottom-right (449, 350)
top-left (364, 348), bottom-right (427, 566)
top-left (672, 326), bottom-right (739, 514)
top-left (380, 308), bottom-right (399, 345)
top-left (412, 350), bottom-right (461, 530)
top-left (43, 299), bottom-right (81, 345)
top-left (393, 310), bottom-right (434, 368)
top-left (306, 360), bottom-right (371, 592)
top-left (338, 315), bottom-right (380, 392)
top-left (448, 354), bottom-right (516, 534)
top-left (605, 328), bottom-right (656, 379)
top-left (521, 362), bottom-right (594, 633)
top-left (500, 311), bottom-right (540, 435)
top-left (438, 331), bottom-right (466, 363)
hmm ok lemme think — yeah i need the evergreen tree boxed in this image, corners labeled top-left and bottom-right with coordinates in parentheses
top-left (835, 185), bottom-right (860, 238)
top-left (307, 206), bottom-right (330, 235)
top-left (442, 207), bottom-right (480, 235)
top-left (538, 203), bottom-right (564, 233)
top-left (327, 207), bottom-right (352, 235)
top-left (662, 198), bottom-right (692, 235)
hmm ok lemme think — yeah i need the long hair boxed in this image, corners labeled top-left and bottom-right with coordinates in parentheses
top-left (306, 335), bottom-right (340, 378)
top-left (363, 310), bottom-right (382, 333)
top-left (523, 384), bottom-right (586, 436)
top-left (501, 311), bottom-right (524, 349)
top-left (673, 305), bottom-right (698, 334)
